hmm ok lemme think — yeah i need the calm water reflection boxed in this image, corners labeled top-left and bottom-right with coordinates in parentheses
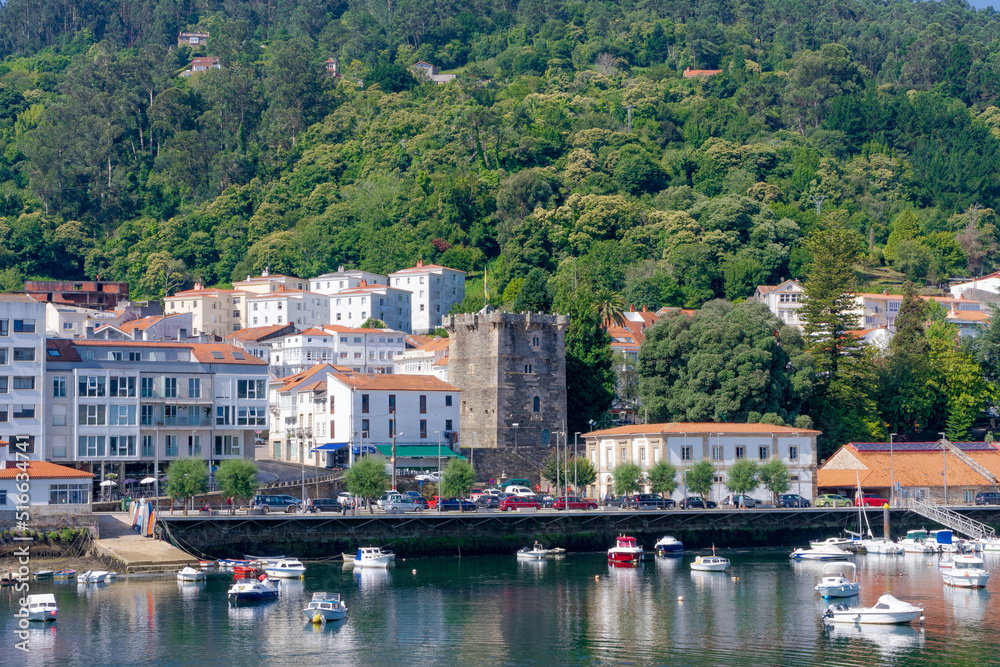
top-left (6, 550), bottom-right (1000, 666)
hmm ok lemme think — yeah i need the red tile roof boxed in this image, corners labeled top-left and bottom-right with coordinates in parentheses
top-left (818, 444), bottom-right (1000, 488)
top-left (48, 340), bottom-right (267, 365)
top-left (683, 68), bottom-right (722, 77)
top-left (330, 372), bottom-right (458, 392)
top-left (225, 324), bottom-right (293, 342)
top-left (583, 423), bottom-right (820, 437)
top-left (389, 260), bottom-right (466, 275)
top-left (168, 288), bottom-right (245, 298)
top-left (0, 461), bottom-right (94, 479)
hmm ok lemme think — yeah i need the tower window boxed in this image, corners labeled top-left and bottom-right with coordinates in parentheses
top-left (533, 396), bottom-right (540, 413)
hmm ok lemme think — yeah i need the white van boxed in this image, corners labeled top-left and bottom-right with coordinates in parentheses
top-left (376, 491), bottom-right (404, 509)
top-left (504, 485), bottom-right (535, 497)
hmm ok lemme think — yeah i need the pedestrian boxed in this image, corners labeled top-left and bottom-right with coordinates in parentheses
top-left (227, 497), bottom-right (233, 515)
top-left (604, 492), bottom-right (610, 506)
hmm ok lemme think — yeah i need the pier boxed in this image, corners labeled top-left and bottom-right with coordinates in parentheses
top-left (93, 513), bottom-right (198, 573)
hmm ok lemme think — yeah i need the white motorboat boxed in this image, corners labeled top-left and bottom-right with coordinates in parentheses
top-left (898, 529), bottom-right (936, 553)
top-left (823, 593), bottom-right (924, 625)
top-left (176, 566), bottom-right (206, 582)
top-left (815, 562), bottom-right (861, 598)
top-left (976, 537), bottom-right (1000, 552)
top-left (860, 538), bottom-right (904, 555)
top-left (942, 555), bottom-right (990, 588)
top-left (517, 542), bottom-right (552, 560)
top-left (607, 535), bottom-right (644, 565)
top-left (938, 555), bottom-right (954, 569)
top-left (352, 547), bottom-right (394, 568)
top-left (654, 536), bottom-right (684, 555)
top-left (27, 594), bottom-right (58, 622)
top-left (927, 530), bottom-right (958, 553)
top-left (790, 545), bottom-right (852, 561)
top-left (302, 592), bottom-right (348, 623)
top-left (227, 577), bottom-right (279, 603)
top-left (79, 570), bottom-right (111, 583)
top-left (690, 545), bottom-right (730, 572)
top-left (264, 558), bottom-right (307, 578)
top-left (810, 537), bottom-right (858, 551)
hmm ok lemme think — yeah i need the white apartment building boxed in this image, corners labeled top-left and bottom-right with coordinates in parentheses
top-left (164, 286), bottom-right (249, 337)
top-left (855, 292), bottom-right (987, 336)
top-left (310, 266), bottom-right (389, 296)
top-left (246, 289), bottom-right (331, 329)
top-left (583, 423), bottom-right (818, 502)
top-left (44, 339), bottom-right (268, 480)
top-left (233, 270), bottom-right (308, 294)
top-left (0, 295), bottom-right (46, 460)
top-left (392, 337), bottom-right (450, 381)
top-left (92, 313), bottom-right (194, 341)
top-left (270, 326), bottom-right (406, 377)
top-left (224, 324), bottom-right (296, 363)
top-left (389, 260), bottom-right (466, 333)
top-left (752, 280), bottom-right (805, 329)
top-left (950, 272), bottom-right (1000, 298)
top-left (45, 303), bottom-right (120, 338)
top-left (330, 282), bottom-right (412, 332)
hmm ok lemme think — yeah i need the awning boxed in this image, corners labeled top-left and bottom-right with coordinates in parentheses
top-left (353, 445), bottom-right (378, 455)
top-left (372, 444), bottom-right (466, 460)
top-left (312, 442), bottom-right (350, 453)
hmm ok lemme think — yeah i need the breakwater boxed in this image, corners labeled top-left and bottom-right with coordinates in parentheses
top-left (157, 507), bottom-right (1000, 559)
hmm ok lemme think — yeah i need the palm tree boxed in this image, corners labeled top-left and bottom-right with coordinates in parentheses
top-left (594, 288), bottom-right (627, 328)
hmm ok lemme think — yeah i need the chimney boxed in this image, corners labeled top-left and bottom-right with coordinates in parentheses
top-left (883, 290), bottom-right (888, 295)
top-left (416, 259), bottom-right (424, 268)
top-left (642, 305), bottom-right (647, 313)
top-left (194, 282), bottom-right (203, 291)
top-left (360, 279), bottom-right (367, 287)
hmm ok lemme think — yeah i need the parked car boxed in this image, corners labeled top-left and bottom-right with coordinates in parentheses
top-left (376, 492), bottom-right (405, 509)
top-left (410, 495), bottom-right (430, 509)
top-left (501, 478), bottom-right (531, 488)
top-left (405, 490), bottom-right (423, 499)
top-left (475, 495), bottom-right (500, 509)
top-left (385, 498), bottom-right (421, 512)
top-left (252, 494), bottom-right (302, 513)
top-left (305, 498), bottom-right (342, 513)
top-left (499, 496), bottom-right (541, 511)
top-left (552, 496), bottom-right (599, 510)
top-left (469, 488), bottom-right (486, 501)
top-left (679, 496), bottom-right (717, 509)
top-left (722, 493), bottom-right (761, 509)
top-left (604, 495), bottom-right (629, 508)
top-left (815, 494), bottom-right (853, 508)
top-left (777, 494), bottom-right (811, 508)
top-left (483, 488), bottom-right (506, 498)
top-left (437, 497), bottom-right (477, 512)
top-left (855, 495), bottom-right (889, 507)
top-left (504, 485), bottom-right (535, 497)
top-left (415, 471), bottom-right (442, 483)
top-left (628, 493), bottom-right (676, 510)
top-left (975, 491), bottom-right (1000, 506)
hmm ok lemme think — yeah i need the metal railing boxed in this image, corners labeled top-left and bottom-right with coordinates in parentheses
top-left (906, 497), bottom-right (997, 540)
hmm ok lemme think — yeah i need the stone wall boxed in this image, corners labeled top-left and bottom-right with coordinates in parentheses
top-left (445, 311), bottom-right (569, 450)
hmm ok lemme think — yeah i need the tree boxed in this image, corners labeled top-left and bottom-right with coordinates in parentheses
top-left (361, 318), bottom-right (387, 328)
top-left (441, 458), bottom-right (475, 499)
top-left (215, 459), bottom-right (259, 511)
top-left (647, 460), bottom-right (678, 497)
top-left (366, 64), bottom-right (418, 93)
top-left (884, 209), bottom-right (920, 262)
top-left (165, 459), bottom-right (209, 516)
top-left (725, 460), bottom-right (760, 497)
top-left (344, 455), bottom-right (390, 513)
top-left (686, 460), bottom-right (716, 499)
top-left (511, 268), bottom-right (553, 312)
top-left (542, 452), bottom-right (569, 488)
top-left (611, 462), bottom-right (643, 496)
top-left (569, 456), bottom-right (598, 493)
top-left (758, 459), bottom-right (791, 502)
top-left (594, 288), bottom-right (627, 328)
top-left (565, 304), bottom-right (616, 434)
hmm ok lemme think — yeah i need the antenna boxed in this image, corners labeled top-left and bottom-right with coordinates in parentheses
top-left (809, 194), bottom-right (826, 216)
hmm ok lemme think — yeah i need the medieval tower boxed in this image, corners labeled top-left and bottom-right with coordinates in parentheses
top-left (443, 310), bottom-right (569, 450)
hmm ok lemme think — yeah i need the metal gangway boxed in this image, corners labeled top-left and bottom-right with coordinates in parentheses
top-left (906, 498), bottom-right (997, 540)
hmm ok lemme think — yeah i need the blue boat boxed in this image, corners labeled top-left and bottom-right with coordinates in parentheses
top-left (654, 536), bottom-right (684, 555)
top-left (227, 577), bottom-right (279, 604)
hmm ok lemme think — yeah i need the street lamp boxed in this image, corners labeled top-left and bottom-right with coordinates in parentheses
top-left (940, 432), bottom-right (948, 505)
top-left (574, 432), bottom-right (581, 495)
top-left (889, 433), bottom-right (897, 507)
top-left (435, 430), bottom-right (442, 512)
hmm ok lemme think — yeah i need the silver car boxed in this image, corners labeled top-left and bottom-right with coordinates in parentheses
top-left (385, 498), bottom-right (420, 512)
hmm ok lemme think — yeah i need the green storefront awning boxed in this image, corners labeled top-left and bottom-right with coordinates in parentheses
top-left (373, 444), bottom-right (466, 459)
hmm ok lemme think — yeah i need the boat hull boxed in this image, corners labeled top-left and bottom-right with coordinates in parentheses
top-left (790, 550), bottom-right (851, 561)
top-left (942, 572), bottom-right (990, 588)
top-left (517, 550), bottom-right (550, 560)
top-left (303, 605), bottom-right (348, 623)
top-left (228, 590), bottom-right (279, 602)
top-left (816, 584), bottom-right (860, 598)
top-left (264, 568), bottom-right (306, 578)
top-left (28, 610), bottom-right (57, 622)
top-left (608, 550), bottom-right (643, 564)
top-left (690, 562), bottom-right (729, 572)
top-left (354, 557), bottom-right (392, 568)
top-left (825, 610), bottom-right (922, 624)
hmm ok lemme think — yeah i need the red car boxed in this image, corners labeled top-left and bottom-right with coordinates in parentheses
top-left (499, 496), bottom-right (541, 511)
top-left (552, 496), bottom-right (598, 510)
top-left (855, 495), bottom-right (889, 507)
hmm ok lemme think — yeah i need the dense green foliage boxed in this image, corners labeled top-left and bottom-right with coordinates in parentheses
top-left (646, 460), bottom-right (678, 496)
top-left (611, 462), bottom-right (643, 495)
top-left (440, 458), bottom-right (476, 498)
top-left (725, 459), bottom-right (759, 495)
top-left (165, 458), bottom-right (209, 514)
top-left (758, 458), bottom-right (791, 501)
top-left (685, 460), bottom-right (715, 498)
top-left (215, 459), bottom-right (259, 505)
top-left (344, 454), bottom-right (389, 511)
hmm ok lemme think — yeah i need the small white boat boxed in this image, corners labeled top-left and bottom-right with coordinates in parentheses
top-left (927, 530), bottom-right (958, 553)
top-left (654, 536), bottom-right (684, 555)
top-left (607, 535), bottom-right (644, 565)
top-left (815, 562), bottom-right (861, 598)
top-left (227, 577), bottom-right (279, 603)
top-left (177, 566), bottom-right (206, 582)
top-left (79, 570), bottom-right (111, 583)
top-left (823, 593), bottom-right (924, 625)
top-left (27, 594), bottom-right (58, 622)
top-left (942, 555), bottom-right (990, 588)
top-left (861, 538), bottom-right (904, 555)
top-left (32, 570), bottom-right (54, 580)
top-left (352, 547), bottom-right (394, 568)
top-left (302, 592), bottom-right (348, 623)
top-left (517, 542), bottom-right (552, 560)
top-left (264, 558), bottom-right (307, 578)
top-left (898, 529), bottom-right (936, 553)
top-left (976, 537), bottom-right (1000, 552)
top-left (810, 537), bottom-right (857, 551)
top-left (790, 545), bottom-right (852, 561)
top-left (938, 555), bottom-right (954, 569)
top-left (690, 545), bottom-right (730, 572)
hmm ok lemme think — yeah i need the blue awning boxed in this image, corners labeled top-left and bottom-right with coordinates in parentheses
top-left (353, 445), bottom-right (378, 455)
top-left (312, 442), bottom-right (350, 452)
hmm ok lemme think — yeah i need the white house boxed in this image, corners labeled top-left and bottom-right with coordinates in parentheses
top-left (232, 270), bottom-right (308, 294)
top-left (224, 323), bottom-right (296, 363)
top-left (388, 261), bottom-right (465, 333)
top-left (854, 292), bottom-right (987, 336)
top-left (45, 303), bottom-right (120, 338)
top-left (393, 337), bottom-right (450, 381)
top-left (0, 460), bottom-right (94, 519)
top-left (582, 423), bottom-right (819, 502)
top-left (246, 289), bottom-right (330, 330)
top-left (329, 281), bottom-right (412, 333)
top-left (752, 280), bottom-right (805, 329)
top-left (0, 295), bottom-right (46, 460)
top-left (950, 272), bottom-right (1000, 298)
top-left (310, 266), bottom-right (389, 296)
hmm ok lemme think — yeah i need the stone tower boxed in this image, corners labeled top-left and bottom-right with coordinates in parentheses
top-left (443, 310), bottom-right (569, 449)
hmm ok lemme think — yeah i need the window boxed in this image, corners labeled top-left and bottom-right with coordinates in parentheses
top-left (388, 394), bottom-right (395, 414)
top-left (420, 419), bottom-right (427, 439)
top-left (109, 436), bottom-right (136, 457)
top-left (109, 404), bottom-right (136, 426)
top-left (165, 435), bottom-right (178, 457)
top-left (0, 348), bottom-right (5, 364)
top-left (188, 378), bottom-right (201, 398)
top-left (237, 406), bottom-right (266, 426)
top-left (12, 347), bottom-right (34, 362)
top-left (140, 377), bottom-right (154, 397)
top-left (445, 395), bottom-right (452, 407)
top-left (141, 435), bottom-right (154, 457)
top-left (445, 419), bottom-right (453, 431)
top-left (330, 396), bottom-right (335, 414)
top-left (140, 405), bottom-right (154, 425)
top-left (79, 376), bottom-right (106, 397)
top-left (77, 435), bottom-right (106, 457)
top-left (362, 394), bottom-right (370, 413)
top-left (216, 406), bottom-right (233, 426)
top-left (237, 379), bottom-right (265, 399)
top-left (110, 351), bottom-right (123, 361)
top-left (78, 404), bottom-right (106, 426)
top-left (109, 376), bottom-right (135, 397)
top-left (759, 446), bottom-right (769, 460)
top-left (13, 376), bottom-right (33, 390)
top-left (52, 406), bottom-right (66, 426)
top-left (640, 448), bottom-right (646, 463)
top-left (163, 377), bottom-right (178, 398)
top-left (361, 419), bottom-right (370, 438)
top-left (388, 419), bottom-right (394, 438)
top-left (419, 395), bottom-right (427, 414)
top-left (13, 319), bottom-right (35, 333)
top-left (0, 405), bottom-right (6, 422)
top-left (621, 448), bottom-right (627, 462)
top-left (532, 336), bottom-right (539, 347)
top-left (50, 483), bottom-right (89, 505)
top-left (0, 320), bottom-right (6, 335)
top-left (81, 350), bottom-right (95, 360)
top-left (735, 446), bottom-right (746, 460)
top-left (681, 446), bottom-right (692, 461)
top-left (524, 364), bottom-right (533, 374)
top-left (0, 377), bottom-right (6, 394)
top-left (533, 396), bottom-right (540, 413)
top-left (712, 446), bottom-right (723, 461)
top-left (789, 445), bottom-right (798, 461)
top-left (129, 352), bottom-right (141, 361)
top-left (188, 435), bottom-right (201, 457)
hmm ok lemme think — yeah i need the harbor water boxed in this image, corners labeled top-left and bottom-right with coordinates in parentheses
top-left (6, 549), bottom-right (1000, 665)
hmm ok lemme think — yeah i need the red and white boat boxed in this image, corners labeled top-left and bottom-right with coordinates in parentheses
top-left (608, 535), bottom-right (644, 565)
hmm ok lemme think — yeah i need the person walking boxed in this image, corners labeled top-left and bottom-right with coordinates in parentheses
top-left (227, 497), bottom-right (233, 515)
top-left (604, 492), bottom-right (610, 507)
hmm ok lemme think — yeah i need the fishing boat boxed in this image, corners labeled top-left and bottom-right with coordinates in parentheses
top-left (976, 537), bottom-right (1000, 552)
top-left (233, 565), bottom-right (260, 580)
top-left (823, 593), bottom-right (924, 625)
top-left (79, 570), bottom-right (112, 583)
top-left (789, 545), bottom-right (852, 561)
top-left (32, 570), bottom-right (54, 580)
top-left (860, 538), bottom-right (904, 555)
top-left (654, 536), bottom-right (684, 555)
top-left (218, 558), bottom-right (250, 569)
top-left (927, 530), bottom-right (958, 553)
top-left (26, 594), bottom-right (58, 622)
top-left (942, 555), bottom-right (990, 588)
top-left (690, 545), bottom-right (730, 572)
top-left (351, 547), bottom-right (394, 568)
top-left (898, 529), bottom-right (936, 553)
top-left (177, 566), bottom-right (206, 582)
top-left (607, 535), bottom-right (644, 565)
top-left (53, 570), bottom-right (76, 580)
top-left (245, 554), bottom-right (285, 567)
top-left (198, 560), bottom-right (217, 569)
top-left (302, 592), bottom-right (348, 623)
top-left (517, 542), bottom-right (552, 560)
top-left (810, 537), bottom-right (860, 552)
top-left (264, 558), bottom-right (307, 578)
top-left (227, 576), bottom-right (279, 604)
top-left (815, 563), bottom-right (861, 598)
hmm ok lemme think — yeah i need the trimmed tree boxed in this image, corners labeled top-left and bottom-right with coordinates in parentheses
top-left (441, 458), bottom-right (476, 499)
top-left (686, 460), bottom-right (716, 499)
top-left (216, 459), bottom-right (259, 512)
top-left (758, 458), bottom-right (791, 503)
top-left (725, 460), bottom-right (760, 501)
top-left (611, 462), bottom-right (644, 496)
top-left (647, 460), bottom-right (679, 497)
top-left (344, 455), bottom-right (390, 514)
top-left (570, 457), bottom-right (598, 495)
top-left (165, 459), bottom-right (209, 515)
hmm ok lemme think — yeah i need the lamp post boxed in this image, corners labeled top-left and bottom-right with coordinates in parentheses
top-left (435, 430), bottom-right (442, 512)
top-left (574, 432), bottom-right (581, 495)
top-left (563, 431), bottom-right (569, 500)
top-left (940, 432), bottom-right (948, 505)
top-left (889, 433), bottom-right (897, 507)
top-left (391, 422), bottom-right (397, 491)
